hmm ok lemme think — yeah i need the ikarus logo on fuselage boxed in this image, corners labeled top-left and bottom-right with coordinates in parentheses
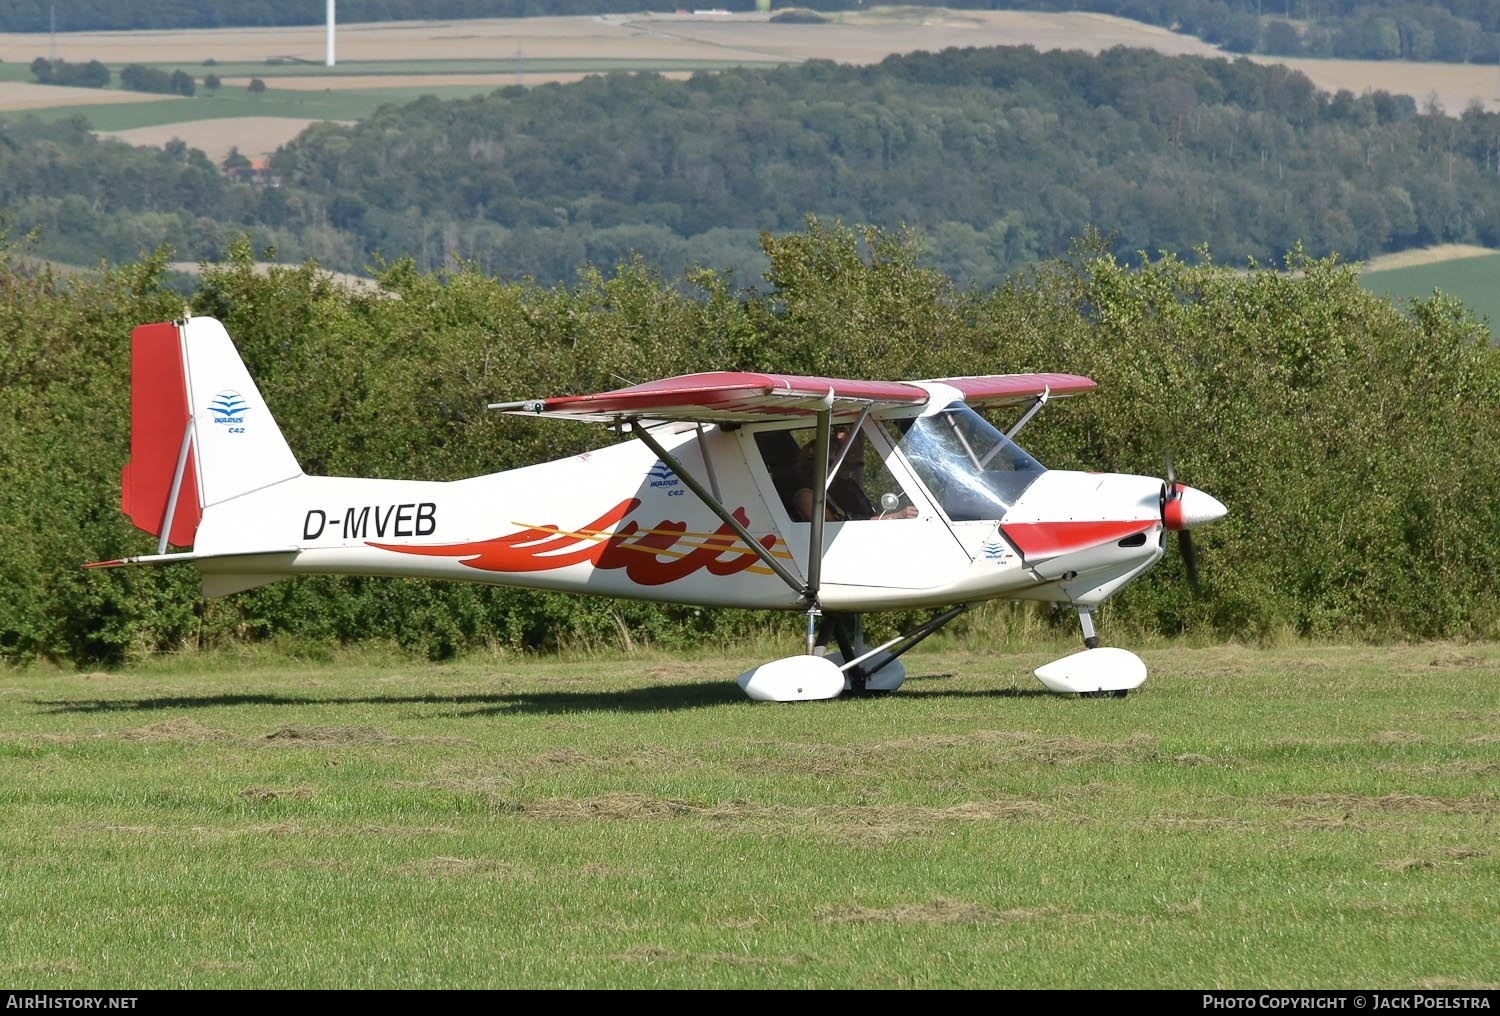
top-left (648, 460), bottom-right (684, 495)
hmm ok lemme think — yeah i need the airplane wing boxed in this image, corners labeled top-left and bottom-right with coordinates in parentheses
top-left (930, 373), bottom-right (1096, 407)
top-left (489, 371), bottom-right (930, 425)
top-left (490, 371), bottom-right (1095, 425)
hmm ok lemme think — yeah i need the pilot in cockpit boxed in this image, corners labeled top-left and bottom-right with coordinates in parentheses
top-left (792, 426), bottom-right (918, 522)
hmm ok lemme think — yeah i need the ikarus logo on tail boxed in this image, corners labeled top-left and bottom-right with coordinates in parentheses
top-left (210, 390), bottom-right (249, 433)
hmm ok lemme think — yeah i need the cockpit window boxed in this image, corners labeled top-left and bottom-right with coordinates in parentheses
top-left (754, 423), bottom-right (919, 522)
top-left (890, 405), bottom-right (1046, 521)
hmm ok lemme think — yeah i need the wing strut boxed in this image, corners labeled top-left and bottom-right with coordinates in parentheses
top-left (803, 406), bottom-right (832, 653)
top-left (824, 405), bottom-right (868, 493)
top-left (1003, 385), bottom-right (1050, 442)
top-left (628, 422), bottom-right (813, 605)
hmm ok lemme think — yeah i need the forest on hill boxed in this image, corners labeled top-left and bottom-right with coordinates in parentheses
top-left (6, 46), bottom-right (1500, 288)
top-left (2, 223), bottom-right (1496, 664)
top-left (3, 1), bottom-right (1497, 63)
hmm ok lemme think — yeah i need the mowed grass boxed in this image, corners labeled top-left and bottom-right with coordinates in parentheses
top-left (1, 641), bottom-right (1496, 988)
top-left (1363, 254), bottom-right (1500, 336)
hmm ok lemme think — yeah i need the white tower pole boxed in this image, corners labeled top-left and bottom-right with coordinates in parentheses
top-left (326, 0), bottom-right (336, 67)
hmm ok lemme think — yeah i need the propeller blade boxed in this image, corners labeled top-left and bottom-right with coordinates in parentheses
top-left (1161, 451), bottom-right (1215, 595)
top-left (1179, 530), bottom-right (1201, 595)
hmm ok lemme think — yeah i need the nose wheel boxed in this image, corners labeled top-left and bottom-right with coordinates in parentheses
top-left (1031, 607), bottom-right (1145, 698)
top-left (1076, 608), bottom-right (1121, 696)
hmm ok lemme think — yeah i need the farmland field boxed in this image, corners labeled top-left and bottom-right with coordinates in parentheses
top-left (2, 640), bottom-right (1496, 988)
top-left (1362, 248), bottom-right (1500, 335)
top-left (3, 9), bottom-right (1499, 162)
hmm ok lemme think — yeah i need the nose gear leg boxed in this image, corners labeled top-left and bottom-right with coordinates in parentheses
top-left (1078, 607), bottom-right (1101, 650)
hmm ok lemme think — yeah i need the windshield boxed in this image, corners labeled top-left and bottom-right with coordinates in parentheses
top-left (893, 405), bottom-right (1046, 521)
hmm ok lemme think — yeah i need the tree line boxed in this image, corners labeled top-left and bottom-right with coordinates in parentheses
top-left (1, 222), bottom-right (1495, 665)
top-left (26, 59), bottom-right (251, 96)
top-left (8, 46), bottom-right (1500, 289)
top-left (1001, 0), bottom-right (1500, 62)
top-left (28, 58), bottom-right (110, 87)
top-left (2, 0), bottom-right (1497, 64)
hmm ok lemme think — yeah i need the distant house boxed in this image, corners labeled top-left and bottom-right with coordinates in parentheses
top-left (222, 156), bottom-right (277, 186)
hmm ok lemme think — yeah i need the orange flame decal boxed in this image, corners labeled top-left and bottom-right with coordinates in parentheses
top-left (369, 499), bottom-right (783, 585)
top-left (597, 507), bottom-right (778, 586)
top-left (368, 499), bottom-right (638, 572)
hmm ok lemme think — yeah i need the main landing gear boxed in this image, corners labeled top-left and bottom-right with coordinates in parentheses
top-left (818, 608), bottom-right (970, 695)
top-left (735, 603), bottom-right (1148, 702)
top-left (736, 604), bottom-right (970, 702)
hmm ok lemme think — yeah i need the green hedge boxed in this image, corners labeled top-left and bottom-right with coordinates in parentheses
top-left (2, 223), bottom-right (1495, 665)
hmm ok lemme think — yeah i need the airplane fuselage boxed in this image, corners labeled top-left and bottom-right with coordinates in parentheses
top-left (192, 422), bottom-right (1169, 611)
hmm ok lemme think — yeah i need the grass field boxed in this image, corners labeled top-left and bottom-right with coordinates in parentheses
top-left (8, 58), bottom-right (751, 134)
top-left (29, 87), bottom-right (513, 131)
top-left (1, 640), bottom-right (1496, 988)
top-left (1362, 252), bottom-right (1500, 335)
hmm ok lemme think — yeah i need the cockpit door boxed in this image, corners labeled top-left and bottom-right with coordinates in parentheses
top-left (743, 421), bottom-right (971, 591)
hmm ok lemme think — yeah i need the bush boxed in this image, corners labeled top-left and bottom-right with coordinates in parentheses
top-left (769, 9), bottom-right (827, 23)
top-left (29, 58), bottom-right (109, 87)
top-left (119, 64), bottom-right (176, 94)
top-left (2, 224), bottom-right (1495, 665)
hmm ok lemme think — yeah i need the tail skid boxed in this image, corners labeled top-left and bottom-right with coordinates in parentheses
top-left (121, 317), bottom-right (303, 552)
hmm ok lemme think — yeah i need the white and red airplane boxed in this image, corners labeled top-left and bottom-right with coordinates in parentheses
top-left (90, 316), bottom-right (1226, 701)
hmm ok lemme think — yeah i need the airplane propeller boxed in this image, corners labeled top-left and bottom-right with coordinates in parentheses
top-left (1159, 454), bottom-right (1225, 595)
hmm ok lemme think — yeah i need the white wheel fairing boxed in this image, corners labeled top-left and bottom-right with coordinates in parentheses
top-left (1033, 647), bottom-right (1148, 695)
top-left (735, 655), bottom-right (846, 702)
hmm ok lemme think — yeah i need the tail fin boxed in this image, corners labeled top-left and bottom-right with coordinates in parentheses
top-left (122, 317), bottom-right (302, 550)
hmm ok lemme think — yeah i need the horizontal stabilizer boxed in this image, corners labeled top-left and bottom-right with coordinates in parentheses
top-left (85, 548), bottom-right (299, 599)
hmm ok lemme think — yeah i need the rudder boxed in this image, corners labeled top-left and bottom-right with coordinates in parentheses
top-left (121, 317), bottom-right (302, 549)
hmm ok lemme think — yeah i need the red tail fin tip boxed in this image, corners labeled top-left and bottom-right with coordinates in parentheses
top-left (122, 321), bottom-right (202, 548)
